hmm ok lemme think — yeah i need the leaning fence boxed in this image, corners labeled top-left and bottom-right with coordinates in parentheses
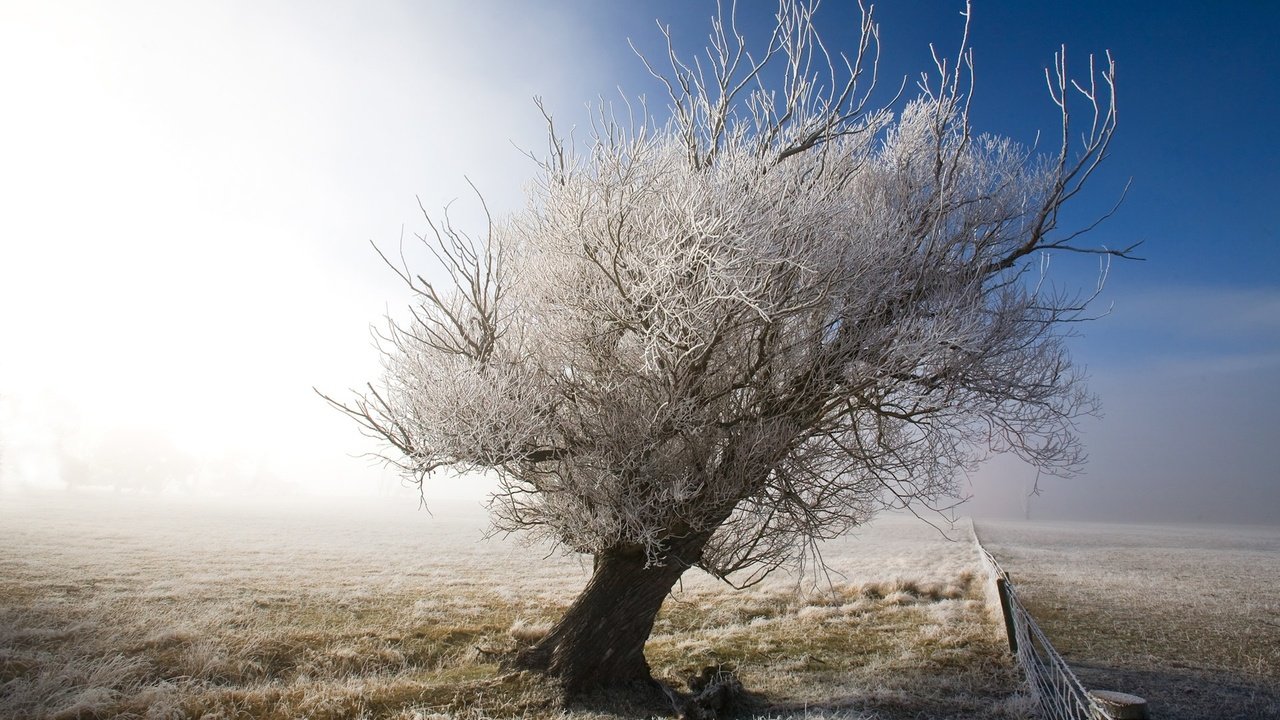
top-left (971, 528), bottom-right (1120, 720)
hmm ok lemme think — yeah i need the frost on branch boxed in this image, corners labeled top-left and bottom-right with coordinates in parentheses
top-left (324, 0), bottom-right (1129, 584)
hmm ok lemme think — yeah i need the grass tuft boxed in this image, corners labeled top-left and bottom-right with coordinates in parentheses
top-left (507, 618), bottom-right (552, 645)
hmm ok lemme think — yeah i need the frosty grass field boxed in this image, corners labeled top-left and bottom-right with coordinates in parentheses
top-left (1, 493), bottom-right (1023, 719)
top-left (2, 495), bottom-right (1276, 720)
top-left (977, 521), bottom-right (1280, 720)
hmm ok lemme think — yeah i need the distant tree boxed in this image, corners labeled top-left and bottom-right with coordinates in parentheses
top-left (324, 0), bottom-right (1132, 696)
top-left (57, 424), bottom-right (190, 494)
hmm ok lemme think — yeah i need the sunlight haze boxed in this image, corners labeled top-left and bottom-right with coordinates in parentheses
top-left (1, 0), bottom-right (618, 497)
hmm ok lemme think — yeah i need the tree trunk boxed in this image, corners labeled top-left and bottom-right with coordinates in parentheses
top-left (515, 532), bottom-right (709, 693)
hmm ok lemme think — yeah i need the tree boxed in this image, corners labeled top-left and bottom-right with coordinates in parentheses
top-left (324, 0), bottom-right (1132, 696)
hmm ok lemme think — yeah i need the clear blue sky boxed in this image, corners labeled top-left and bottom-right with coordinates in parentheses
top-left (1, 1), bottom-right (1275, 521)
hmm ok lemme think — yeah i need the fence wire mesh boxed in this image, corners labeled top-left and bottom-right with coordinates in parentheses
top-left (973, 530), bottom-right (1112, 720)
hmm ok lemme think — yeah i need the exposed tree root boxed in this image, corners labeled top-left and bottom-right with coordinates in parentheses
top-left (663, 664), bottom-right (764, 720)
top-left (492, 656), bottom-right (764, 719)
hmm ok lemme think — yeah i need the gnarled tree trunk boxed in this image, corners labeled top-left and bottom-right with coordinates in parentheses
top-left (514, 532), bottom-right (710, 693)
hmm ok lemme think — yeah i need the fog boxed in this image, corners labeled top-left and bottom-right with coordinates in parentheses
top-left (0, 0), bottom-right (623, 503)
top-left (968, 360), bottom-right (1280, 525)
top-left (2, 1), bottom-right (1276, 526)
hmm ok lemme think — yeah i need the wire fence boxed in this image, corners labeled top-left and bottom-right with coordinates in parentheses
top-left (972, 527), bottom-right (1114, 720)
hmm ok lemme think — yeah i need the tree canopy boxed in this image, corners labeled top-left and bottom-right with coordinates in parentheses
top-left (324, 0), bottom-right (1131, 694)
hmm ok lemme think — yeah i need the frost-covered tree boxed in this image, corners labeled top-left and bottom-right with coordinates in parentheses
top-left (325, 1), bottom-right (1131, 694)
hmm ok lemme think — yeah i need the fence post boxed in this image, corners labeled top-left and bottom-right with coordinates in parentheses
top-left (1089, 690), bottom-right (1149, 719)
top-left (994, 576), bottom-right (1018, 655)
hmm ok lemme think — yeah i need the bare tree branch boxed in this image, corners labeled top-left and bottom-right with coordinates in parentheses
top-left (326, 0), bottom-right (1129, 591)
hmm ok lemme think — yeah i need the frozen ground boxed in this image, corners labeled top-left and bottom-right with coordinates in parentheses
top-left (0, 492), bottom-right (1026, 719)
top-left (976, 520), bottom-right (1280, 720)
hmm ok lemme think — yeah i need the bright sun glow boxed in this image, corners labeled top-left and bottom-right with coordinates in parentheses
top-left (0, 1), bottom-right (613, 492)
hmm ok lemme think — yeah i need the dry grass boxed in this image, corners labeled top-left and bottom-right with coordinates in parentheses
top-left (977, 520), bottom-right (1280, 720)
top-left (1, 493), bottom-right (1026, 719)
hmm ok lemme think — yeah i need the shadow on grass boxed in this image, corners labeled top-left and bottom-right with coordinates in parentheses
top-left (1073, 662), bottom-right (1280, 720)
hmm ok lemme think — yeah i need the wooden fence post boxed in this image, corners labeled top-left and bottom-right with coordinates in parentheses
top-left (994, 576), bottom-right (1018, 655)
top-left (1089, 690), bottom-right (1149, 719)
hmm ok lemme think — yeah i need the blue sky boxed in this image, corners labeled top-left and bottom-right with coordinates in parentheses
top-left (1, 1), bottom-right (1275, 522)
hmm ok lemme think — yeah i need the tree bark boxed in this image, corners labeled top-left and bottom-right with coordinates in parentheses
top-left (514, 532), bottom-right (710, 693)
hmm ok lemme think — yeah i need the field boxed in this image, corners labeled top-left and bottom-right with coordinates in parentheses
top-left (0, 493), bottom-right (1027, 719)
top-left (976, 520), bottom-right (1280, 720)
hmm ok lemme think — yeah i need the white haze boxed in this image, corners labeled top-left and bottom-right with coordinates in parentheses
top-left (0, 0), bottom-right (621, 499)
top-left (966, 284), bottom-right (1280, 525)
